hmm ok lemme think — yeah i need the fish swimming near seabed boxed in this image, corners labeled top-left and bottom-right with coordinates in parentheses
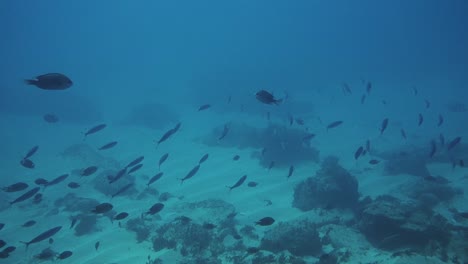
top-left (21, 226), bottom-right (62, 249)
top-left (227, 175), bottom-right (247, 191)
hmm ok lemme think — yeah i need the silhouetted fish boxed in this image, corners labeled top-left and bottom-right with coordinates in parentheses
top-left (158, 153), bottom-right (169, 170)
top-left (98, 141), bottom-right (118, 150)
top-left (354, 146), bottom-right (364, 160)
top-left (287, 166), bottom-right (294, 178)
top-left (179, 165), bottom-right (200, 185)
top-left (424, 99), bottom-right (431, 109)
top-left (46, 174), bottom-right (69, 187)
top-left (22, 220), bottom-right (37, 227)
top-left (109, 168), bottom-right (127, 184)
top-left (127, 164), bottom-right (143, 174)
top-left (360, 94), bottom-right (366, 104)
top-left (326, 121), bottom-right (343, 131)
top-left (429, 140), bottom-right (437, 158)
top-left (380, 118), bottom-right (389, 135)
top-left (227, 175), bottom-right (247, 191)
top-left (126, 156), bottom-right (144, 169)
top-left (0, 223), bottom-right (4, 231)
top-left (34, 178), bottom-right (48, 186)
top-left (20, 158), bottom-right (35, 169)
top-left (369, 159), bottom-right (380, 165)
top-left (247, 181), bottom-right (258, 187)
top-left (113, 212), bottom-right (129, 221)
top-left (437, 114), bottom-right (444, 127)
top-left (401, 129), bottom-right (407, 140)
top-left (21, 226), bottom-right (62, 249)
top-left (10, 187), bottom-right (40, 205)
top-left (255, 217), bottom-right (275, 226)
top-left (155, 124), bottom-right (180, 147)
top-left (255, 90), bottom-right (282, 105)
top-left (81, 166), bottom-right (98, 177)
top-left (147, 172), bottom-right (163, 187)
top-left (95, 242), bottom-right (100, 251)
top-left (111, 183), bottom-right (133, 198)
top-left (91, 203), bottom-right (113, 214)
top-left (418, 113), bottom-right (424, 126)
top-left (83, 124), bottom-right (106, 140)
top-left (447, 137), bottom-right (461, 151)
top-left (366, 82), bottom-right (372, 94)
top-left (365, 140), bottom-right (371, 152)
top-left (342, 83), bottom-right (352, 95)
top-left (198, 104), bottom-right (211, 111)
top-left (2, 182), bottom-right (29, 192)
top-left (146, 203), bottom-right (164, 215)
top-left (43, 114), bottom-right (59, 123)
top-left (24, 146), bottom-right (39, 160)
top-left (412, 87), bottom-right (418, 96)
top-left (268, 161), bottom-right (275, 171)
top-left (57, 251), bottom-right (73, 260)
top-left (218, 123), bottom-right (230, 140)
top-left (199, 154), bottom-right (209, 164)
top-left (25, 73), bottom-right (72, 90)
top-left (233, 155), bottom-right (240, 161)
top-left (67, 182), bottom-right (80, 189)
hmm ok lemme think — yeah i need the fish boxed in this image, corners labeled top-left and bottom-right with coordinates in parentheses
top-left (366, 81), bottom-right (372, 94)
top-left (437, 114), bottom-right (444, 127)
top-left (255, 217), bottom-right (275, 226)
top-left (21, 226), bottom-right (62, 249)
top-left (227, 95), bottom-right (232, 104)
top-left (179, 165), bottom-right (200, 185)
top-left (146, 203), bottom-right (164, 215)
top-left (218, 123), bottom-right (230, 140)
top-left (412, 87), bottom-right (418, 96)
top-left (22, 220), bottom-right (37, 227)
top-left (80, 166), bottom-right (98, 177)
top-left (2, 182), bottom-right (29, 192)
top-left (111, 183), bottom-right (133, 198)
top-left (227, 175), bottom-right (247, 191)
top-left (268, 161), bottom-right (275, 171)
top-left (342, 83), bottom-right (352, 95)
top-left (25, 73), bottom-right (72, 90)
top-left (369, 159), bottom-right (380, 165)
top-left (288, 114), bottom-right (294, 126)
top-left (109, 168), bottom-right (128, 184)
top-left (302, 133), bottom-right (316, 143)
top-left (69, 217), bottom-right (78, 229)
top-left (447, 137), bottom-right (461, 151)
top-left (83, 124), bottom-right (106, 140)
top-left (354, 146), bottom-right (364, 160)
top-left (48, 238), bottom-right (54, 244)
top-left (147, 172), bottom-right (163, 187)
top-left (0, 223), bottom-right (4, 231)
top-left (20, 158), bottom-right (35, 169)
top-left (360, 94), bottom-right (366, 104)
top-left (326, 121), bottom-right (343, 131)
top-left (158, 153), bottom-right (169, 170)
top-left (156, 126), bottom-right (178, 147)
top-left (98, 141), bottom-right (118, 150)
top-left (429, 140), bottom-right (437, 158)
top-left (295, 118), bottom-right (305, 125)
top-left (126, 156), bottom-right (144, 169)
top-left (43, 114), bottom-right (59, 123)
top-left (232, 155), bottom-right (240, 161)
top-left (401, 129), bottom-right (407, 140)
top-left (255, 90), bottom-right (282, 105)
top-left (0, 240), bottom-right (5, 248)
top-left (365, 140), bottom-right (371, 153)
top-left (287, 166), bottom-right (294, 178)
top-left (199, 154), bottom-right (209, 164)
top-left (198, 104), bottom-right (211, 111)
top-left (127, 164), bottom-right (143, 174)
top-left (34, 178), bottom-right (48, 186)
top-left (424, 99), bottom-right (431, 109)
top-left (57, 251), bottom-right (73, 260)
top-left (113, 212), bottom-right (129, 221)
top-left (24, 146), bottom-right (39, 160)
top-left (45, 174), bottom-right (69, 187)
top-left (91, 203), bottom-right (113, 214)
top-left (67, 182), bottom-right (80, 189)
top-left (10, 187), bottom-right (40, 205)
top-left (247, 181), bottom-right (258, 187)
top-left (95, 242), bottom-right (100, 251)
top-left (202, 223), bottom-right (216, 230)
top-left (380, 118), bottom-right (389, 135)
top-left (418, 113), bottom-right (424, 126)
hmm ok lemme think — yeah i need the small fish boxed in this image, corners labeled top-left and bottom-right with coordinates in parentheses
top-left (95, 241), bottom-right (100, 251)
top-left (199, 153), bottom-right (209, 164)
top-left (0, 240), bottom-right (5, 248)
top-left (24, 146), bottom-right (39, 160)
top-left (81, 166), bottom-right (98, 177)
top-left (268, 161), bottom-right (275, 171)
top-left (365, 140), bottom-right (371, 153)
top-left (111, 183), bottom-right (133, 198)
top-left (255, 217), bottom-right (275, 226)
top-left (69, 217), bottom-right (78, 229)
top-left (202, 223), bottom-right (217, 230)
top-left (198, 104), bottom-right (211, 111)
top-left (179, 165), bottom-right (200, 185)
top-left (67, 182), bottom-right (80, 189)
top-left (218, 123), bottom-right (230, 140)
top-left (158, 153), bottom-right (169, 170)
top-left (287, 166), bottom-right (294, 178)
top-left (369, 159), bottom-right (380, 165)
top-left (126, 156), bottom-right (144, 169)
top-left (295, 118), bottom-right (304, 126)
top-left (437, 114), bottom-right (444, 127)
top-left (288, 114), bottom-right (294, 126)
top-left (342, 83), bottom-right (352, 95)
top-left (108, 168), bottom-right (127, 184)
top-left (46, 174), bottom-right (69, 187)
top-left (43, 114), bottom-right (59, 123)
top-left (227, 175), bottom-right (247, 191)
top-left (20, 158), bottom-right (35, 169)
top-left (147, 172), bottom-right (163, 187)
top-left (459, 160), bottom-right (464, 167)
top-left (113, 212), bottom-right (129, 221)
top-left (146, 203), bottom-right (164, 215)
top-left (91, 203), bottom-right (113, 214)
top-left (302, 133), bottom-right (316, 142)
top-left (247, 181), bottom-right (258, 187)
top-left (418, 113), bottom-right (424, 126)
top-left (401, 129), bottom-right (407, 140)
top-left (98, 141), bottom-right (118, 150)
top-left (424, 99), bottom-right (431, 109)
top-left (20, 226), bottom-right (62, 249)
top-left (354, 146), bottom-right (364, 160)
top-left (429, 140), bottom-right (437, 158)
top-left (10, 187), bottom-right (40, 205)
top-left (232, 155), bottom-right (240, 161)
top-left (48, 238), bottom-right (53, 244)
top-left (2, 182), bottom-right (29, 192)
top-left (447, 137), bottom-right (461, 151)
top-left (127, 164), bottom-right (143, 174)
top-left (360, 94), bottom-right (366, 104)
top-left (380, 118), bottom-right (389, 135)
top-left (366, 81), bottom-right (372, 94)
top-left (57, 251), bottom-right (73, 260)
top-left (255, 90), bottom-right (282, 105)
top-left (155, 127), bottom-right (177, 147)
top-left (412, 86), bottom-right (418, 96)
top-left (227, 95), bottom-right (232, 104)
top-left (22, 220), bottom-right (37, 227)
top-left (0, 223), bottom-right (5, 231)
top-left (83, 124), bottom-right (106, 140)
top-left (326, 121), bottom-right (343, 131)
top-left (439, 133), bottom-right (445, 146)
top-left (25, 73), bottom-right (72, 90)
top-left (34, 178), bottom-right (48, 186)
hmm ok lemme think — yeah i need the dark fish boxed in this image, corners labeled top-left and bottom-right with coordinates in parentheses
top-left (109, 168), bottom-right (127, 184)
top-left (171, 122), bottom-right (181, 134)
top-left (218, 123), bottom-right (230, 140)
top-left (326, 121), bottom-right (343, 131)
top-left (113, 212), bottom-right (129, 221)
top-left (179, 165), bottom-right (200, 184)
top-left (2, 182), bottom-right (29, 192)
top-left (424, 99), bottom-right (431, 109)
top-left (0, 240), bottom-right (5, 248)
top-left (22, 220), bottom-right (36, 227)
top-left (24, 145), bottom-right (39, 160)
top-left (25, 73), bottom-right (72, 90)
top-left (33, 193), bottom-right (42, 204)
top-left (255, 217), bottom-right (275, 226)
top-left (342, 83), bottom-right (352, 95)
top-left (91, 203), bottom-right (113, 214)
top-left (365, 140), bottom-right (371, 153)
top-left (447, 137), bottom-right (461, 151)
top-left (288, 114), bottom-right (294, 126)
top-left (287, 166), bottom-right (294, 178)
top-left (34, 178), bottom-right (48, 186)
top-left (418, 113), bottom-right (424, 126)
top-left (46, 174), bottom-right (69, 187)
top-left (199, 154), bottom-right (209, 164)
top-left (198, 104), bottom-right (211, 111)
top-left (21, 226), bottom-right (62, 249)
top-left (429, 140), bottom-right (437, 158)
top-left (10, 187), bottom-right (40, 205)
top-left (366, 82), bottom-right (372, 94)
top-left (83, 124), bottom-right (106, 140)
top-left (81, 166), bottom-right (98, 176)
top-left (57, 251), bottom-right (73, 260)
top-left (401, 129), bottom-right (407, 140)
top-left (247, 181), bottom-right (258, 187)
top-left (49, 238), bottom-right (54, 244)
top-left (202, 223), bottom-right (216, 230)
top-left (111, 183), bottom-right (133, 198)
top-left (302, 133), bottom-right (316, 142)
top-left (0, 223), bottom-right (4, 231)
top-left (67, 182), bottom-right (80, 189)
top-left (227, 175), bottom-right (247, 191)
top-left (369, 159), bottom-right (380, 165)
top-left (380, 118), bottom-right (389, 135)
top-left (156, 127), bottom-right (177, 147)
top-left (261, 148), bottom-right (267, 156)
top-left (295, 118), bottom-right (304, 125)
top-left (233, 155), bottom-right (240, 161)
top-left (412, 87), bottom-right (418, 96)
top-left (126, 156), bottom-right (144, 169)
top-left (439, 133), bottom-right (445, 146)
top-left (360, 94), bottom-right (366, 104)
top-left (268, 161), bottom-right (275, 171)
top-left (147, 172), bottom-right (163, 187)
top-left (354, 146), bottom-right (364, 160)
top-left (98, 141), bottom-right (118, 150)
top-left (127, 164), bottom-right (143, 174)
top-left (95, 241), bottom-right (100, 251)
top-left (146, 203), bottom-right (164, 215)
top-left (227, 95), bottom-right (232, 103)
top-left (2, 246), bottom-right (16, 253)
top-left (255, 90), bottom-right (282, 105)
top-left (158, 153), bottom-right (169, 170)
top-left (43, 114), bottom-right (59, 123)
top-left (20, 158), bottom-right (35, 169)
top-left (69, 217), bottom-right (78, 229)
top-left (437, 114), bottom-right (444, 127)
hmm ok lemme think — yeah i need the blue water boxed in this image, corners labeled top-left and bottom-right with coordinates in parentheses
top-left (1, 0), bottom-right (468, 263)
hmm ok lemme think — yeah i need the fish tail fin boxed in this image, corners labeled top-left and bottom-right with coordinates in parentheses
top-left (226, 186), bottom-right (232, 192)
top-left (24, 79), bottom-right (37, 86)
top-left (274, 99), bottom-right (283, 105)
top-left (20, 241), bottom-right (29, 250)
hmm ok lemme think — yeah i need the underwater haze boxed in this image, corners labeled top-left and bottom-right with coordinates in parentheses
top-left (1, 0), bottom-right (468, 263)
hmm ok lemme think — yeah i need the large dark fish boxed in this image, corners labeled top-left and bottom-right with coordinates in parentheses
top-left (91, 203), bottom-right (113, 214)
top-left (380, 118), bottom-right (389, 135)
top-left (218, 123), bottom-right (230, 140)
top-left (21, 226), bottom-right (62, 249)
top-left (2, 182), bottom-right (29, 192)
top-left (108, 168), bottom-right (127, 184)
top-left (418, 113), bottom-right (424, 126)
top-left (227, 175), bottom-right (247, 191)
top-left (45, 174), bottom-right (69, 187)
top-left (80, 166), bottom-right (98, 177)
top-left (24, 146), bottom-right (39, 160)
top-left (111, 183), bottom-right (133, 198)
top-left (127, 164), bottom-right (143, 174)
top-left (354, 146), bottom-right (364, 160)
top-left (198, 104), bottom-right (211, 111)
top-left (158, 153), bottom-right (169, 170)
top-left (10, 187), bottom-right (40, 205)
top-left (20, 158), bottom-right (35, 169)
top-left (98, 141), bottom-right (118, 150)
top-left (83, 124), bottom-right (106, 140)
top-left (287, 166), bottom-right (294, 179)
top-left (179, 165), bottom-right (200, 185)
top-left (447, 137), bottom-right (461, 151)
top-left (429, 140), bottom-right (437, 158)
top-left (126, 156), bottom-right (144, 169)
top-left (147, 172), bottom-right (163, 187)
top-left (255, 217), bottom-right (275, 226)
top-left (146, 203), bottom-right (164, 215)
top-left (437, 114), bottom-right (444, 127)
top-left (326, 121), bottom-right (343, 131)
top-left (57, 251), bottom-right (73, 260)
top-left (199, 154), bottom-right (209, 164)
top-left (255, 90), bottom-right (282, 105)
top-left (25, 73), bottom-right (72, 90)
